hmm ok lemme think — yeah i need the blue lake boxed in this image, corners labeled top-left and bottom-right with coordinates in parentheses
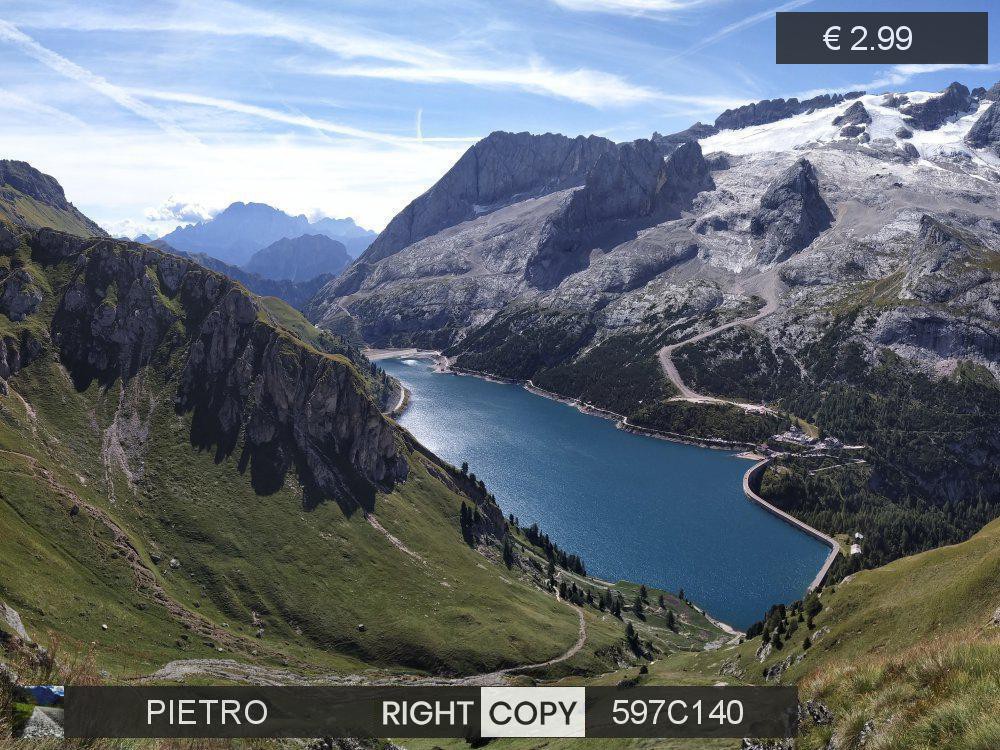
top-left (381, 357), bottom-right (830, 629)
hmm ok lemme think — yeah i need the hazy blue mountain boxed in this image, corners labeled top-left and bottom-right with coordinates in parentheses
top-left (244, 233), bottom-right (351, 282)
top-left (159, 201), bottom-right (374, 265)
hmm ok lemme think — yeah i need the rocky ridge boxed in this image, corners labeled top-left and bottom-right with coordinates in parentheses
top-left (6, 223), bottom-right (407, 494)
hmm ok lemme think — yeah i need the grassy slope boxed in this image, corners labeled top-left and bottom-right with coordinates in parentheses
top-left (0, 187), bottom-right (101, 238)
top-left (0, 236), bottom-right (631, 680)
top-left (398, 518), bottom-right (1000, 750)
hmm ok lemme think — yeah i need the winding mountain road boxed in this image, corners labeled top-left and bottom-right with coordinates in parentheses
top-left (658, 273), bottom-right (781, 415)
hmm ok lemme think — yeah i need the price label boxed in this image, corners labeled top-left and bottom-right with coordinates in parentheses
top-left (776, 12), bottom-right (987, 64)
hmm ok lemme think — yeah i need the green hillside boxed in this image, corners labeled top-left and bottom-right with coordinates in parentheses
top-left (0, 223), bottom-right (672, 685)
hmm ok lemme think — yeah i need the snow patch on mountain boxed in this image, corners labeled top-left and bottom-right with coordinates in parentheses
top-left (700, 93), bottom-right (994, 164)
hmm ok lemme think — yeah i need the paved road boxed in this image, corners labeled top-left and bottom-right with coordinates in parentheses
top-left (658, 273), bottom-right (781, 414)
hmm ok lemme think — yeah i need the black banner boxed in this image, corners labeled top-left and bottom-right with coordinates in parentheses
top-left (64, 685), bottom-right (799, 739)
top-left (776, 12), bottom-right (988, 64)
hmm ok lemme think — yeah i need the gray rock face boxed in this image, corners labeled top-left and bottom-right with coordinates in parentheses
top-left (750, 159), bottom-right (832, 263)
top-left (0, 268), bottom-right (43, 321)
top-left (356, 131), bottom-right (618, 270)
top-left (895, 126), bottom-right (913, 139)
top-left (714, 92), bottom-right (863, 130)
top-left (0, 600), bottom-right (29, 640)
top-left (840, 124), bottom-right (866, 138)
top-left (965, 102), bottom-right (1000, 155)
top-left (527, 140), bottom-right (712, 289)
top-left (833, 101), bottom-right (871, 127)
top-left (902, 82), bottom-right (973, 130)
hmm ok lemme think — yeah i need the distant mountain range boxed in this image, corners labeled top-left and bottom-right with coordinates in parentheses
top-left (158, 201), bottom-right (375, 265)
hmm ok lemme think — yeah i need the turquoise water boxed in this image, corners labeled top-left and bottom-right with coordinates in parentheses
top-left (381, 357), bottom-right (830, 629)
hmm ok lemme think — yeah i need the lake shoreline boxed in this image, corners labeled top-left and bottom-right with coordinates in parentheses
top-left (378, 351), bottom-right (834, 627)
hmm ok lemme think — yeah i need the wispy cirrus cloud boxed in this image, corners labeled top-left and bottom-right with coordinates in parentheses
top-left (0, 19), bottom-right (200, 144)
top-left (9, 1), bottom-right (675, 110)
top-left (9, 0), bottom-right (448, 68)
top-left (664, 0), bottom-right (812, 61)
top-left (315, 62), bottom-right (667, 108)
top-left (131, 88), bottom-right (478, 144)
top-left (0, 85), bottom-right (86, 127)
top-left (313, 61), bottom-right (746, 111)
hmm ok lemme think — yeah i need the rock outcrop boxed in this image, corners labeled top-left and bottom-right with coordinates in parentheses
top-left (525, 140), bottom-right (713, 289)
top-left (750, 159), bottom-right (832, 263)
top-left (714, 92), bottom-right (863, 131)
top-left (902, 82), bottom-right (973, 130)
top-left (833, 101), bottom-right (871, 127)
top-left (965, 102), bottom-right (1000, 155)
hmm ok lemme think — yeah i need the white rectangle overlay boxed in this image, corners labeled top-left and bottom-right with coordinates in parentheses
top-left (480, 687), bottom-right (586, 738)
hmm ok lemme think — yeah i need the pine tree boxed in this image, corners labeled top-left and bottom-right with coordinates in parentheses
top-left (461, 461), bottom-right (469, 475)
top-left (658, 594), bottom-right (665, 608)
top-left (666, 610), bottom-right (676, 631)
top-left (678, 588), bottom-right (685, 602)
top-left (633, 594), bottom-right (644, 618)
top-left (502, 537), bottom-right (515, 569)
top-left (639, 585), bottom-right (648, 602)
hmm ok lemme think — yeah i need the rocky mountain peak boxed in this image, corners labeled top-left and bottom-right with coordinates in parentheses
top-left (901, 82), bottom-right (973, 130)
top-left (750, 158), bottom-right (832, 264)
top-left (0, 160), bottom-right (70, 209)
top-left (357, 130), bottom-right (619, 269)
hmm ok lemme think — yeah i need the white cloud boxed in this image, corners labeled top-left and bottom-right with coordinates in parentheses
top-left (0, 19), bottom-right (199, 144)
top-left (1, 128), bottom-right (467, 234)
top-left (144, 197), bottom-right (216, 224)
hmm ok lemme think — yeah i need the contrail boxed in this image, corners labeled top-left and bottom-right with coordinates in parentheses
top-left (665, 0), bottom-right (813, 62)
top-left (0, 19), bottom-right (200, 146)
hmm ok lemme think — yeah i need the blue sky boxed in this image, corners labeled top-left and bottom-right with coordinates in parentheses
top-left (0, 0), bottom-right (996, 236)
